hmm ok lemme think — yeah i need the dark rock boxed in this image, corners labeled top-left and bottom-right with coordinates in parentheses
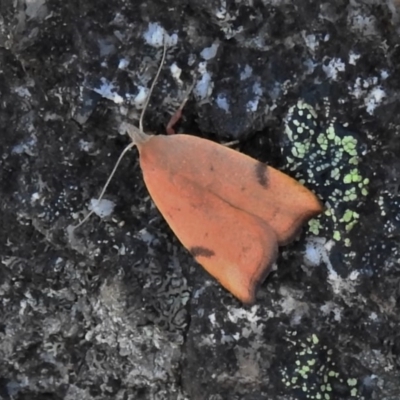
top-left (1, 0), bottom-right (400, 399)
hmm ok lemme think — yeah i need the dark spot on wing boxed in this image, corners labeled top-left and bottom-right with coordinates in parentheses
top-left (255, 162), bottom-right (269, 187)
top-left (242, 245), bottom-right (250, 253)
top-left (209, 164), bottom-right (214, 172)
top-left (190, 246), bottom-right (215, 258)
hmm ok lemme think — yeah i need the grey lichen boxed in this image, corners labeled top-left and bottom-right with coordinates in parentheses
top-left (375, 189), bottom-right (400, 238)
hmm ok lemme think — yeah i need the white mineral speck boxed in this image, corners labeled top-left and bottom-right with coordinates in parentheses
top-left (143, 22), bottom-right (178, 47)
top-left (240, 64), bottom-right (253, 80)
top-left (170, 63), bottom-right (182, 84)
top-left (89, 199), bottom-right (115, 218)
top-left (194, 62), bottom-right (213, 100)
top-left (118, 58), bottom-right (129, 69)
top-left (348, 51), bottom-right (360, 65)
top-left (246, 81), bottom-right (263, 112)
top-left (133, 86), bottom-right (148, 107)
top-left (216, 94), bottom-right (230, 112)
top-left (94, 78), bottom-right (123, 104)
top-left (322, 57), bottom-right (345, 80)
top-left (200, 42), bottom-right (219, 60)
top-left (365, 86), bottom-right (386, 115)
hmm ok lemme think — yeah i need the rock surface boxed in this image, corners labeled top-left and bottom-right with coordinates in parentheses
top-left (1, 1), bottom-right (400, 399)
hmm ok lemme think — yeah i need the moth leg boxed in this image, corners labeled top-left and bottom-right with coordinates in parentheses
top-left (166, 81), bottom-right (196, 135)
top-left (166, 100), bottom-right (186, 135)
top-left (222, 140), bottom-right (239, 147)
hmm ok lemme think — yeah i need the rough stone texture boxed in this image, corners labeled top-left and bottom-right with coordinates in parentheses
top-left (1, 1), bottom-right (400, 399)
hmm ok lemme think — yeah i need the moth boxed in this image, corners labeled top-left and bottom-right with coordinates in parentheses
top-left (75, 38), bottom-right (323, 304)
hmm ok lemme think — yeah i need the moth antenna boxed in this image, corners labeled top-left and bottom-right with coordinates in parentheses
top-left (139, 36), bottom-right (168, 133)
top-left (73, 36), bottom-right (168, 231)
top-left (73, 141), bottom-right (136, 230)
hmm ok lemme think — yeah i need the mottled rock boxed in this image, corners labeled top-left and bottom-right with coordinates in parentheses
top-left (1, 1), bottom-right (400, 399)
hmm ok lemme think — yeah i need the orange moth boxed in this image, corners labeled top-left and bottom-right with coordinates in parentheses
top-left (75, 40), bottom-right (323, 304)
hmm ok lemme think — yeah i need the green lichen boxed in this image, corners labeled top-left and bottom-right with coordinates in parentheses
top-left (282, 98), bottom-right (369, 249)
top-left (280, 332), bottom-right (362, 399)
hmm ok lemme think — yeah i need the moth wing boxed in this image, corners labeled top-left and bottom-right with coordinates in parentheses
top-left (139, 135), bottom-right (323, 246)
top-left (141, 167), bottom-right (278, 304)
